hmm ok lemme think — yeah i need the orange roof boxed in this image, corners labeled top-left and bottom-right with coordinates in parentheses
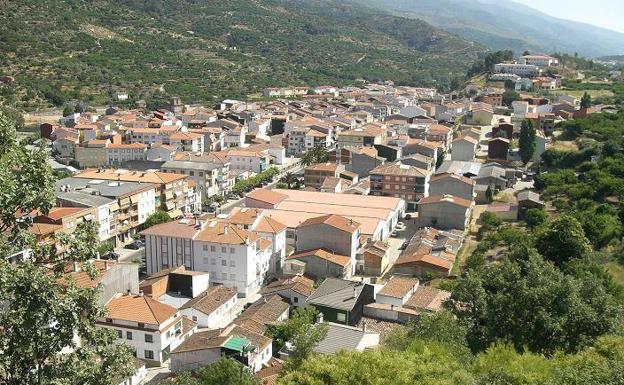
top-left (106, 294), bottom-right (177, 324)
top-left (288, 248), bottom-right (351, 267)
top-left (58, 260), bottom-right (118, 289)
top-left (395, 253), bottom-right (453, 271)
top-left (140, 219), bottom-right (200, 239)
top-left (305, 162), bottom-right (339, 172)
top-left (418, 195), bottom-right (472, 208)
top-left (30, 222), bottom-right (63, 236)
top-left (170, 132), bottom-right (203, 141)
top-left (195, 222), bottom-right (260, 245)
top-left (254, 216), bottom-right (287, 234)
top-left (44, 207), bottom-right (89, 221)
top-left (378, 276), bottom-right (419, 298)
top-left (430, 173), bottom-right (475, 186)
top-left (298, 214), bottom-right (361, 234)
top-left (76, 168), bottom-right (186, 185)
top-left (246, 189), bottom-right (288, 206)
top-left (108, 143), bottom-right (147, 149)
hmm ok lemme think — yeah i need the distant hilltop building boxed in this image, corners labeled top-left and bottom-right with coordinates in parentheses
top-left (262, 86), bottom-right (309, 97)
top-left (520, 55), bottom-right (559, 67)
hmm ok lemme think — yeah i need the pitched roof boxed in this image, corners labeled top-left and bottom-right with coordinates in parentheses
top-left (418, 195), bottom-right (473, 208)
top-left (180, 285), bottom-right (237, 316)
top-left (246, 188), bottom-right (288, 206)
top-left (195, 222), bottom-right (260, 245)
top-left (105, 294), bottom-right (177, 325)
top-left (313, 322), bottom-right (379, 355)
top-left (260, 275), bottom-right (315, 297)
top-left (298, 214), bottom-right (361, 234)
top-left (235, 295), bottom-right (290, 333)
top-left (254, 216), bottom-right (287, 234)
top-left (378, 276), bottom-right (419, 299)
top-left (288, 248), bottom-right (351, 268)
top-left (307, 278), bottom-right (369, 311)
top-left (429, 173), bottom-right (475, 186)
top-left (405, 286), bottom-right (450, 312)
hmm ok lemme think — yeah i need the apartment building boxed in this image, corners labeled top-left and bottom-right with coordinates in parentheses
top-left (173, 152), bottom-right (234, 197)
top-left (98, 293), bottom-right (196, 366)
top-left (336, 125), bottom-right (385, 148)
top-left (56, 177), bottom-right (156, 243)
top-left (493, 63), bottom-right (541, 77)
top-left (169, 132), bottom-right (204, 152)
top-left (107, 143), bottom-right (148, 166)
top-left (521, 55), bottom-right (559, 67)
top-left (142, 216), bottom-right (280, 297)
top-left (225, 149), bottom-right (271, 174)
top-left (370, 163), bottom-right (431, 210)
top-left (304, 162), bottom-right (346, 190)
top-left (73, 169), bottom-right (200, 217)
top-left (161, 159), bottom-right (228, 199)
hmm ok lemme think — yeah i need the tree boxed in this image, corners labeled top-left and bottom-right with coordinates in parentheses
top-left (279, 172), bottom-right (298, 189)
top-left (580, 92), bottom-right (592, 109)
top-left (284, 321), bottom-right (328, 371)
top-left (534, 215), bottom-right (592, 266)
top-left (163, 357), bottom-right (260, 385)
top-left (144, 210), bottom-right (172, 228)
top-left (502, 90), bottom-right (520, 107)
top-left (300, 145), bottom-right (329, 166)
top-left (266, 306), bottom-right (318, 353)
top-left (524, 208), bottom-right (547, 229)
top-left (0, 110), bottom-right (135, 384)
top-left (448, 246), bottom-right (621, 354)
top-left (519, 118), bottom-right (536, 164)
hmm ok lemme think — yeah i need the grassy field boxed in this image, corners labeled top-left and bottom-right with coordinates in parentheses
top-left (606, 262), bottom-right (624, 287)
top-left (551, 89), bottom-right (615, 98)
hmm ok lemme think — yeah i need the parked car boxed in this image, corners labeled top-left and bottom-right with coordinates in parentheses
top-left (124, 240), bottom-right (144, 250)
top-left (404, 214), bottom-right (412, 220)
top-left (390, 231), bottom-right (399, 238)
top-left (101, 251), bottom-right (120, 260)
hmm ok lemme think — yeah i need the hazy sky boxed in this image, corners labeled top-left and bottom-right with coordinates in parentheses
top-left (516, 0), bottom-right (624, 33)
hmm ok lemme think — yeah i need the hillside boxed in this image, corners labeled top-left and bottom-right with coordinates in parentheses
top-left (0, 0), bottom-right (484, 111)
top-left (355, 0), bottom-right (624, 58)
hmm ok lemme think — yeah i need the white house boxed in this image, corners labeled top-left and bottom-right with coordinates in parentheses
top-left (179, 285), bottom-right (238, 329)
top-left (451, 136), bottom-right (479, 161)
top-left (98, 293), bottom-right (196, 366)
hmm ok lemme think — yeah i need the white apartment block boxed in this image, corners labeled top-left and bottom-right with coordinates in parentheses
top-left (142, 215), bottom-right (285, 297)
top-left (107, 144), bottom-right (147, 166)
top-left (493, 63), bottom-right (541, 77)
top-left (98, 293), bottom-right (196, 366)
top-left (521, 55), bottom-right (559, 67)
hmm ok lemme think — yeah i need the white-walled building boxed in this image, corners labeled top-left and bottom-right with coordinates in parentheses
top-left (494, 63), bottom-right (541, 77)
top-left (179, 285), bottom-right (238, 328)
top-left (98, 293), bottom-right (196, 366)
top-left (521, 55), bottom-right (559, 67)
top-left (142, 213), bottom-right (287, 297)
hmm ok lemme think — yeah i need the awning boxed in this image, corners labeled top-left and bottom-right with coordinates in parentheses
top-left (83, 214), bottom-right (94, 221)
top-left (165, 191), bottom-right (174, 200)
top-left (221, 336), bottom-right (254, 353)
top-left (109, 202), bottom-right (120, 212)
top-left (119, 197), bottom-right (130, 206)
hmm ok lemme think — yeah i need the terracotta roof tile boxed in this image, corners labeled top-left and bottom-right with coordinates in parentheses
top-left (105, 294), bottom-right (177, 324)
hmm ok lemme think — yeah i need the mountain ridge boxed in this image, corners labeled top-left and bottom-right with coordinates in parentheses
top-left (355, 0), bottom-right (624, 57)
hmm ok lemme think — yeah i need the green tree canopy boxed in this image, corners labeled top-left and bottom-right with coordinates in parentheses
top-left (580, 91), bottom-right (592, 108)
top-left (448, 246), bottom-right (622, 354)
top-left (519, 118), bottom-right (536, 164)
top-left (534, 215), bottom-right (592, 266)
top-left (144, 210), bottom-right (172, 228)
top-left (0, 111), bottom-right (135, 384)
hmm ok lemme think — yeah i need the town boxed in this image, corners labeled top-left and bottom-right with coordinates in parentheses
top-left (4, 48), bottom-right (623, 385)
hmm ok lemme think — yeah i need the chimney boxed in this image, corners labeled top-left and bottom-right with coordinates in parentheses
top-left (104, 260), bottom-right (110, 270)
top-left (126, 289), bottom-right (131, 295)
top-left (353, 286), bottom-right (357, 298)
top-left (139, 290), bottom-right (144, 297)
top-left (316, 312), bottom-right (324, 323)
top-left (362, 320), bottom-right (367, 332)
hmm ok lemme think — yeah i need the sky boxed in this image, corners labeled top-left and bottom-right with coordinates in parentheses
top-left (515, 0), bottom-right (624, 34)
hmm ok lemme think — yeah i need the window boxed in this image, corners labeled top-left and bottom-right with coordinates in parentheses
top-left (230, 260), bottom-right (235, 267)
top-left (192, 315), bottom-right (197, 322)
top-left (230, 274), bottom-right (236, 280)
top-left (229, 247), bottom-right (235, 254)
top-left (221, 259), bottom-right (227, 266)
top-left (221, 246), bottom-right (227, 253)
top-left (211, 258), bottom-right (216, 265)
top-left (126, 331), bottom-right (133, 340)
top-left (293, 296), bottom-right (299, 303)
top-left (144, 350), bottom-right (154, 360)
top-left (117, 330), bottom-right (123, 338)
top-left (336, 313), bottom-right (346, 322)
top-left (210, 245), bottom-right (216, 252)
top-left (203, 245), bottom-right (208, 251)
top-left (145, 334), bottom-right (153, 343)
